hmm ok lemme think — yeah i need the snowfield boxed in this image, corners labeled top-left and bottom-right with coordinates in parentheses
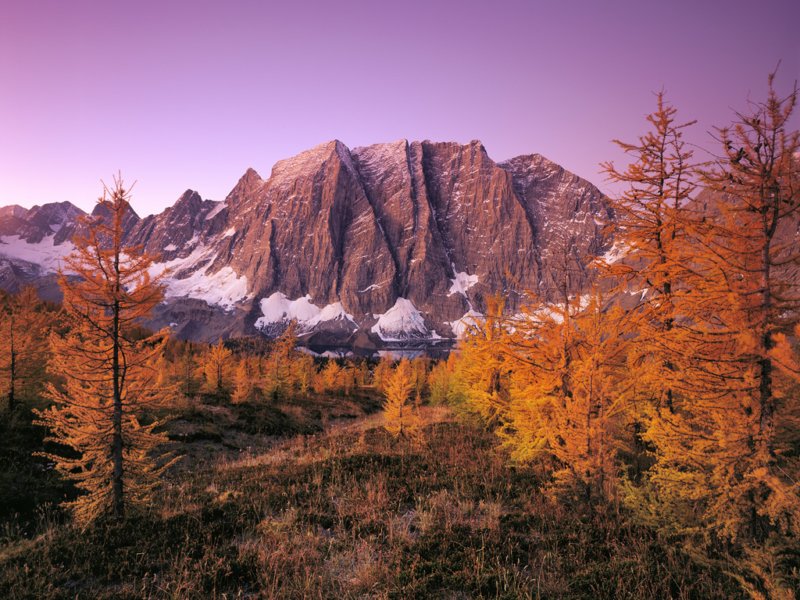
top-left (255, 292), bottom-right (356, 332)
top-left (148, 244), bottom-right (250, 311)
top-left (448, 269), bottom-right (479, 297)
top-left (371, 297), bottom-right (441, 341)
top-left (0, 235), bottom-right (75, 273)
top-left (447, 309), bottom-right (483, 338)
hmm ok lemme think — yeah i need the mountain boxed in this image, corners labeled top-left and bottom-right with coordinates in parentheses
top-left (0, 140), bottom-right (611, 350)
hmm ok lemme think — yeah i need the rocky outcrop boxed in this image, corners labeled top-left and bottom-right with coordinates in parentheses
top-left (0, 140), bottom-right (612, 347)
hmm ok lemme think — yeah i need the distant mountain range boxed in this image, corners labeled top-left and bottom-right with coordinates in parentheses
top-left (0, 139), bottom-right (611, 352)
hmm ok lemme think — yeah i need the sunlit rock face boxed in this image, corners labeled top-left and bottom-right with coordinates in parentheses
top-left (0, 140), bottom-right (611, 347)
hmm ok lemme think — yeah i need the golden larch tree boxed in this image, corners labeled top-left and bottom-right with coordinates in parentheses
top-left (383, 358), bottom-right (421, 439)
top-left (452, 296), bottom-right (513, 426)
top-left (315, 360), bottom-right (343, 395)
top-left (372, 355), bottom-right (394, 394)
top-left (427, 353), bottom-right (458, 405)
top-left (500, 290), bottom-right (632, 508)
top-left (0, 287), bottom-right (50, 412)
top-left (263, 323), bottom-right (296, 399)
top-left (600, 92), bottom-right (698, 414)
top-left (34, 176), bottom-right (173, 524)
top-left (292, 353), bottom-right (316, 396)
top-left (643, 75), bottom-right (800, 549)
top-left (232, 355), bottom-right (260, 404)
top-left (201, 339), bottom-right (233, 397)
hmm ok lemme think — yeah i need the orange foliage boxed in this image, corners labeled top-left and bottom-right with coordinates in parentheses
top-left (0, 287), bottom-right (50, 412)
top-left (383, 359), bottom-right (421, 439)
top-left (34, 176), bottom-right (174, 524)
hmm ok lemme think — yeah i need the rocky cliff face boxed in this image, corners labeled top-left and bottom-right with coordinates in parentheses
top-left (0, 140), bottom-right (611, 348)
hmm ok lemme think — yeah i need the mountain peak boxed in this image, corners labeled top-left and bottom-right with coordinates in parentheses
top-left (242, 167), bottom-right (262, 181)
top-left (174, 189), bottom-right (203, 208)
top-left (0, 204), bottom-right (30, 220)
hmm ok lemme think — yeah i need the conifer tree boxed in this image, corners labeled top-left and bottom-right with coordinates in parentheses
top-left (202, 339), bottom-right (233, 397)
top-left (428, 354), bottom-right (458, 405)
top-left (316, 360), bottom-right (343, 395)
top-left (34, 176), bottom-right (172, 523)
top-left (292, 353), bottom-right (316, 396)
top-left (0, 287), bottom-right (50, 412)
top-left (355, 360), bottom-right (370, 387)
top-left (600, 92), bottom-right (698, 414)
top-left (452, 296), bottom-right (512, 425)
top-left (263, 323), bottom-right (296, 399)
top-left (451, 246), bottom-right (632, 507)
top-left (410, 357), bottom-right (428, 402)
top-left (340, 364), bottom-right (357, 396)
top-left (501, 290), bottom-right (631, 507)
top-left (372, 355), bottom-right (394, 394)
top-left (645, 75), bottom-right (800, 544)
top-left (232, 355), bottom-right (259, 404)
top-left (179, 341), bottom-right (199, 400)
top-left (383, 359), bottom-right (421, 438)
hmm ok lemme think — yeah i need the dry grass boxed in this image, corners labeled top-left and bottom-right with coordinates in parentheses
top-left (0, 395), bottom-right (745, 599)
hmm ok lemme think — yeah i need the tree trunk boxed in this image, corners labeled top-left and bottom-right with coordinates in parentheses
top-left (111, 278), bottom-right (124, 519)
top-left (8, 315), bottom-right (15, 412)
top-left (758, 227), bottom-right (774, 445)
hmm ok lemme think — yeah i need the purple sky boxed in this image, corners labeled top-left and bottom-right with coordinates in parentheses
top-left (2, 0), bottom-right (798, 217)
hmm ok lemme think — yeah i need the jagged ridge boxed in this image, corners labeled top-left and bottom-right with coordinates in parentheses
top-left (0, 140), bottom-right (611, 348)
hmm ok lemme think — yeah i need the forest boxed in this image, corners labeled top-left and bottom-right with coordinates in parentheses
top-left (0, 75), bottom-right (798, 599)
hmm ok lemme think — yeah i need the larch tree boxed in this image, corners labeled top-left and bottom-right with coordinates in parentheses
top-left (372, 355), bottom-right (394, 394)
top-left (501, 290), bottom-right (632, 508)
top-left (383, 358), bottom-right (421, 439)
top-left (232, 355), bottom-right (260, 404)
top-left (355, 360), bottom-right (370, 387)
top-left (316, 360), bottom-right (343, 395)
top-left (452, 295), bottom-right (513, 426)
top-left (645, 75), bottom-right (800, 547)
top-left (427, 353), bottom-right (459, 405)
top-left (178, 341), bottom-right (200, 400)
top-left (410, 357), bottom-right (428, 404)
top-left (34, 176), bottom-right (173, 524)
top-left (600, 92), bottom-right (698, 415)
top-left (292, 353), bottom-right (316, 396)
top-left (340, 364), bottom-right (357, 396)
top-left (202, 339), bottom-right (233, 397)
top-left (263, 323), bottom-right (296, 399)
top-left (0, 287), bottom-right (50, 412)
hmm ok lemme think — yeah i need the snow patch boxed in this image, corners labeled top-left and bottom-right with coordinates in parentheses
top-left (255, 293), bottom-right (355, 332)
top-left (371, 298), bottom-right (438, 341)
top-left (164, 244), bottom-right (177, 252)
top-left (223, 227), bottom-right (236, 237)
top-left (162, 266), bottom-right (248, 311)
top-left (204, 202), bottom-right (225, 220)
top-left (148, 244), bottom-right (249, 311)
top-left (447, 309), bottom-right (484, 338)
top-left (448, 269), bottom-right (479, 297)
top-left (306, 302), bottom-right (354, 327)
top-left (0, 235), bottom-right (75, 273)
top-left (600, 241), bottom-right (628, 264)
top-left (257, 293), bottom-right (319, 325)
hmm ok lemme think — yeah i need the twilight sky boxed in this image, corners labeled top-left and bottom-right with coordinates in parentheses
top-left (2, 0), bottom-right (798, 217)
